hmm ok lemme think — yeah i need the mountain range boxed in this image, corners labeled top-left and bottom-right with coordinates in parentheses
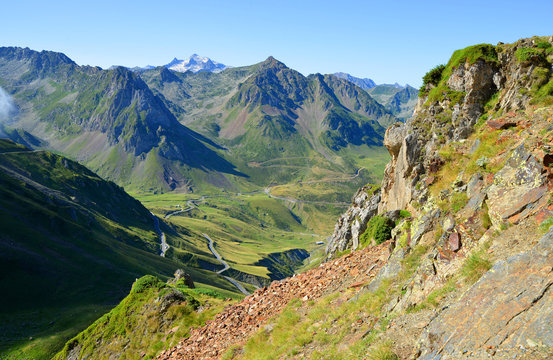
top-left (0, 47), bottom-right (416, 193)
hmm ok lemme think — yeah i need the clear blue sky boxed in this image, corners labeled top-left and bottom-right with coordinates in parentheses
top-left (2, 0), bottom-right (552, 86)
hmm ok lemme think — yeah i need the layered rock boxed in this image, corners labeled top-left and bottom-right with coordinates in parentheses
top-left (418, 229), bottom-right (553, 359)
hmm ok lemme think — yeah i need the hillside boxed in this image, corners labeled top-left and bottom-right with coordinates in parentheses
top-left (0, 139), bottom-right (239, 360)
top-left (136, 35), bottom-right (553, 359)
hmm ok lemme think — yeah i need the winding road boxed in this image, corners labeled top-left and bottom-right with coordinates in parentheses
top-left (202, 233), bottom-right (250, 295)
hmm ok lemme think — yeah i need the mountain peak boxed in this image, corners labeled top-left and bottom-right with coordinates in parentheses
top-left (333, 72), bottom-right (376, 91)
top-left (164, 54), bottom-right (229, 73)
top-left (259, 56), bottom-right (287, 71)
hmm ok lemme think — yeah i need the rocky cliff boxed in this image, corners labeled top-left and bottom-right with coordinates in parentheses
top-left (321, 35), bottom-right (553, 358)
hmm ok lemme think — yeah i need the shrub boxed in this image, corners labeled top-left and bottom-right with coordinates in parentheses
top-left (420, 64), bottom-right (445, 92)
top-left (399, 210), bottom-right (411, 219)
top-left (360, 216), bottom-right (394, 246)
top-left (536, 41), bottom-right (552, 49)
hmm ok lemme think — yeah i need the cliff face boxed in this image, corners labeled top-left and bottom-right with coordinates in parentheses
top-left (323, 36), bottom-right (553, 358)
top-left (327, 36), bottom-right (553, 256)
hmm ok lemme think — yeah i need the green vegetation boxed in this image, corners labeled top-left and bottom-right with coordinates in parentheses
top-left (420, 64), bottom-right (445, 92)
top-left (461, 250), bottom-right (492, 284)
top-left (53, 275), bottom-right (233, 360)
top-left (539, 217), bottom-right (553, 233)
top-left (515, 46), bottom-right (546, 63)
top-left (0, 140), bottom-right (241, 360)
top-left (421, 44), bottom-right (498, 106)
top-left (360, 216), bottom-right (395, 246)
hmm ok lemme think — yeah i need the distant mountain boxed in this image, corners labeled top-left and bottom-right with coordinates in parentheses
top-left (367, 84), bottom-right (419, 121)
top-left (333, 72), bottom-right (376, 90)
top-left (0, 47), bottom-right (396, 192)
top-left (143, 56), bottom-right (395, 177)
top-left (332, 73), bottom-right (417, 121)
top-left (165, 54), bottom-right (229, 73)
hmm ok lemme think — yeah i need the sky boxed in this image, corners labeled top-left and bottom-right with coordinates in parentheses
top-left (2, 0), bottom-right (552, 86)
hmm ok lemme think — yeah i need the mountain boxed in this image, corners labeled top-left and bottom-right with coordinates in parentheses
top-left (138, 56), bottom-right (397, 189)
top-left (367, 84), bottom-right (419, 121)
top-left (164, 54), bottom-right (229, 73)
top-left (332, 73), bottom-right (418, 121)
top-left (0, 47), bottom-right (242, 193)
top-left (52, 35), bottom-right (553, 360)
top-left (333, 72), bottom-right (376, 90)
top-left (0, 47), bottom-right (396, 194)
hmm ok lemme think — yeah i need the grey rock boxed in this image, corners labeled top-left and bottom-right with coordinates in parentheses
top-left (487, 144), bottom-right (547, 225)
top-left (466, 172), bottom-right (484, 198)
top-left (418, 229), bottom-right (553, 359)
top-left (158, 288), bottom-right (186, 313)
top-left (411, 209), bottom-right (441, 247)
top-left (469, 138), bottom-right (481, 154)
top-left (325, 189), bottom-right (381, 258)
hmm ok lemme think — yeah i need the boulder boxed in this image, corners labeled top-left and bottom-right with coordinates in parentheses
top-left (487, 145), bottom-right (548, 226)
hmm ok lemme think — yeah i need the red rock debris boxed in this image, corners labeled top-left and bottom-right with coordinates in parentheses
top-left (156, 243), bottom-right (388, 360)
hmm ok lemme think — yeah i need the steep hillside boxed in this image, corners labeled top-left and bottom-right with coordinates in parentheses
top-left (148, 35), bottom-right (553, 360)
top-left (0, 47), bottom-right (241, 193)
top-left (53, 275), bottom-right (238, 360)
top-left (0, 139), bottom-right (238, 360)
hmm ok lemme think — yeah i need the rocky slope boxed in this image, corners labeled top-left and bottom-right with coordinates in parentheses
top-left (323, 35), bottom-right (553, 358)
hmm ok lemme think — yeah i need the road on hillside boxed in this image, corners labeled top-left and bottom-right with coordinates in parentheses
top-left (202, 233), bottom-right (230, 274)
top-left (152, 213), bottom-right (169, 257)
top-left (202, 233), bottom-right (250, 296)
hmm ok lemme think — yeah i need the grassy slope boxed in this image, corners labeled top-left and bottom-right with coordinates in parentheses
top-left (0, 140), bottom-right (239, 360)
top-left (52, 276), bottom-right (239, 360)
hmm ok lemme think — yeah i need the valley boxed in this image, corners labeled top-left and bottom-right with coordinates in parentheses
top-left (0, 45), bottom-right (406, 359)
top-left (2, 0), bottom-right (552, 357)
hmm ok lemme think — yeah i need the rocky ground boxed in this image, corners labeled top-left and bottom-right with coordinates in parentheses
top-left (157, 243), bottom-right (389, 359)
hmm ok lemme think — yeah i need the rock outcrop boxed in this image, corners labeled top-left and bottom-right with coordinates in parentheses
top-left (322, 36), bottom-right (553, 358)
top-left (418, 229), bottom-right (553, 359)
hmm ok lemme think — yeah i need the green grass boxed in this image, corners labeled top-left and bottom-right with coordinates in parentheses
top-left (52, 275), bottom-right (233, 360)
top-left (0, 142), bottom-right (243, 359)
top-left (461, 250), bottom-right (492, 284)
top-left (422, 44), bottom-right (497, 106)
top-left (135, 192), bottom-right (321, 279)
